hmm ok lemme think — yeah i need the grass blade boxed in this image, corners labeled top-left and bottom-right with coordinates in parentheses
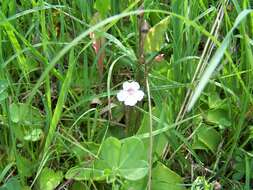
top-left (187, 9), bottom-right (253, 112)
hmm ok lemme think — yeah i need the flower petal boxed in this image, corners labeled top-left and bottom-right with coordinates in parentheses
top-left (134, 90), bottom-right (144, 101)
top-left (130, 81), bottom-right (140, 90)
top-left (124, 96), bottom-right (138, 106)
top-left (123, 81), bottom-right (131, 90)
top-left (117, 90), bottom-right (127, 101)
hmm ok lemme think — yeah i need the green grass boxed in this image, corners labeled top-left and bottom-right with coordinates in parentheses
top-left (0, 0), bottom-right (253, 189)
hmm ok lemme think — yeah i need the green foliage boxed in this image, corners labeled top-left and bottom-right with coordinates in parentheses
top-left (66, 137), bottom-right (148, 182)
top-left (8, 103), bottom-right (44, 142)
top-left (144, 17), bottom-right (169, 53)
top-left (0, 0), bottom-right (253, 189)
top-left (121, 177), bottom-right (148, 190)
top-left (65, 166), bottom-right (105, 181)
top-left (191, 177), bottom-right (213, 190)
top-left (0, 163), bottom-right (14, 183)
top-left (71, 142), bottom-right (100, 162)
top-left (187, 9), bottom-right (253, 111)
top-left (0, 80), bottom-right (8, 102)
top-left (38, 168), bottom-right (63, 190)
top-left (0, 177), bottom-right (21, 190)
top-left (206, 109), bottom-right (231, 127)
top-left (121, 162), bottom-right (185, 190)
top-left (137, 107), bottom-right (168, 161)
top-left (94, 0), bottom-right (111, 17)
top-left (192, 125), bottom-right (221, 153)
top-left (23, 128), bottom-right (43, 142)
top-left (16, 154), bottom-right (33, 178)
top-left (69, 181), bottom-right (88, 190)
top-left (152, 162), bottom-right (185, 190)
top-left (44, 49), bottom-right (76, 152)
top-left (9, 103), bottom-right (43, 126)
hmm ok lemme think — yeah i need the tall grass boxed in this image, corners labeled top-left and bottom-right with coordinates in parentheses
top-left (0, 0), bottom-right (253, 189)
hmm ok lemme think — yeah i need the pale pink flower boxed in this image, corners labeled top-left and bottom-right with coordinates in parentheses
top-left (117, 81), bottom-right (144, 106)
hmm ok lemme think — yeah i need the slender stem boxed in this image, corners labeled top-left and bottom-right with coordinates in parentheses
top-left (128, 2), bottom-right (147, 135)
top-left (138, 3), bottom-right (145, 66)
top-left (146, 78), bottom-right (153, 190)
top-left (137, 3), bottom-right (147, 83)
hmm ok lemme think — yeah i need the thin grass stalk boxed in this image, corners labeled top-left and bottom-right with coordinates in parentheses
top-left (162, 1), bottom-right (227, 160)
top-left (146, 77), bottom-right (153, 190)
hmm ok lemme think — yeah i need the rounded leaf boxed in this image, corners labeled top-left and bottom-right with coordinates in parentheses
top-left (65, 166), bottom-right (106, 181)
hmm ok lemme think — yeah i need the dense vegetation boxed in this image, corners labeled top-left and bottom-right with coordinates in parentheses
top-left (0, 0), bottom-right (253, 189)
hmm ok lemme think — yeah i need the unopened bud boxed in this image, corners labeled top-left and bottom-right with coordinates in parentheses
top-left (141, 20), bottom-right (149, 34)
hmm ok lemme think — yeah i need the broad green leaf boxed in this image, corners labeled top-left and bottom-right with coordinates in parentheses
top-left (100, 137), bottom-right (121, 168)
top-left (0, 91), bottom-right (8, 102)
top-left (16, 154), bottom-right (33, 178)
top-left (119, 137), bottom-right (145, 168)
top-left (23, 128), bottom-right (43, 142)
top-left (22, 186), bottom-right (31, 190)
top-left (99, 137), bottom-right (148, 181)
top-left (71, 142), bottom-right (99, 162)
top-left (9, 103), bottom-right (44, 141)
top-left (152, 162), bottom-right (185, 190)
top-left (119, 160), bottom-right (148, 181)
top-left (94, 0), bottom-right (111, 17)
top-left (192, 125), bottom-right (221, 153)
top-left (144, 17), bottom-right (169, 52)
top-left (0, 177), bottom-right (21, 190)
top-left (121, 177), bottom-right (147, 190)
top-left (13, 127), bottom-right (43, 143)
top-left (231, 149), bottom-right (252, 181)
top-left (9, 103), bottom-right (43, 126)
top-left (191, 138), bottom-right (208, 151)
top-left (10, 103), bottom-right (19, 123)
top-left (12, 124), bottom-right (25, 141)
top-left (69, 181), bottom-right (87, 190)
top-left (65, 166), bottom-right (106, 181)
top-left (66, 137), bottom-right (148, 182)
top-left (206, 109), bottom-right (231, 127)
top-left (0, 80), bottom-right (8, 94)
top-left (137, 107), bottom-right (168, 161)
top-left (208, 93), bottom-right (225, 109)
top-left (38, 168), bottom-right (63, 190)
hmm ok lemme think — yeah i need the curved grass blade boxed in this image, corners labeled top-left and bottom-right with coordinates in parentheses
top-left (187, 9), bottom-right (253, 112)
top-left (44, 49), bottom-right (76, 151)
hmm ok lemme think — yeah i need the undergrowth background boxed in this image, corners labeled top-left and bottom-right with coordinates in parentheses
top-left (0, 0), bottom-right (253, 189)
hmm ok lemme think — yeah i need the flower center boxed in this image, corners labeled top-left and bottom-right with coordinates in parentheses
top-left (127, 87), bottom-right (135, 95)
